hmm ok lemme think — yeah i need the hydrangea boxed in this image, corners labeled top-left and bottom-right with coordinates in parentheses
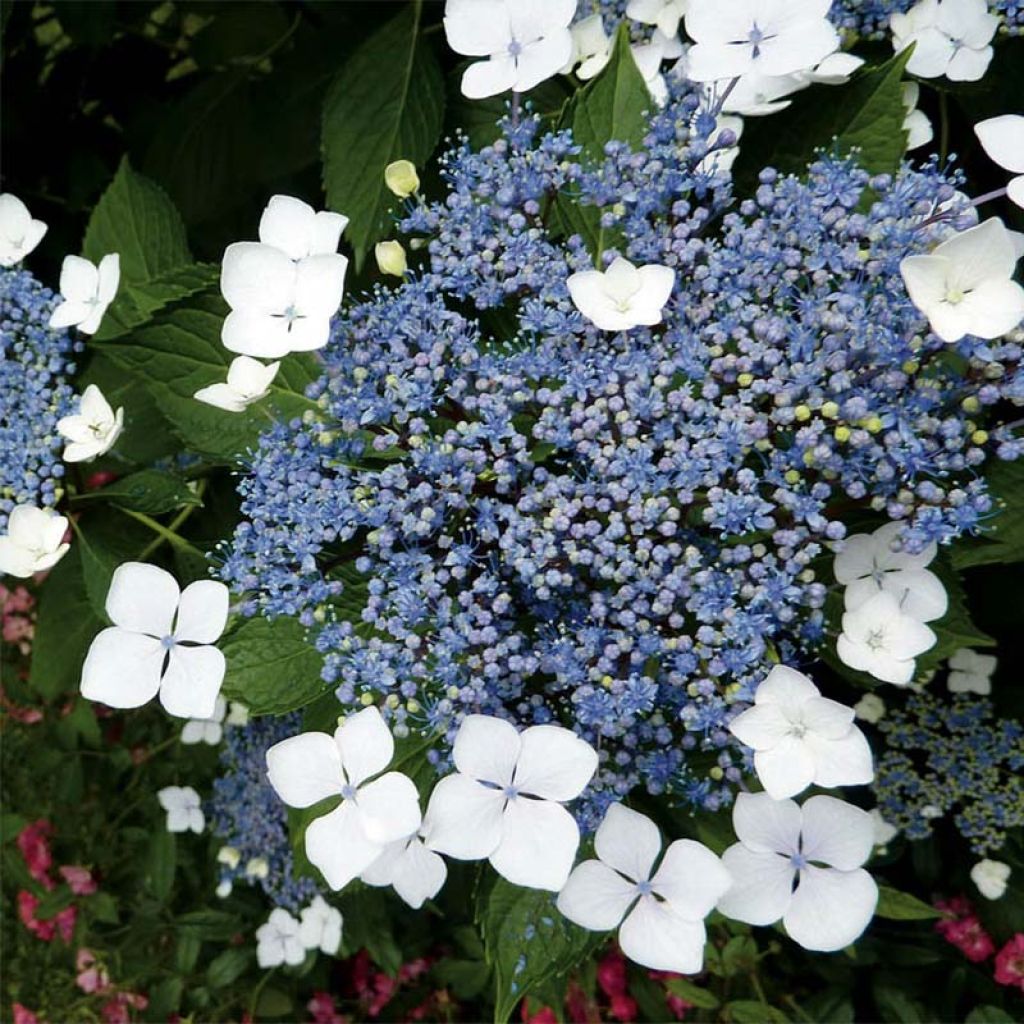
top-left (827, 0), bottom-right (1022, 39)
top-left (222, 81), bottom-right (1023, 825)
top-left (208, 714), bottom-right (322, 912)
top-left (873, 692), bottom-right (1024, 854)
top-left (0, 269), bottom-right (79, 529)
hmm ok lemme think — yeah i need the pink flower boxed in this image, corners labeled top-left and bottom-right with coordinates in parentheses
top-left (18, 891), bottom-right (54, 941)
top-left (16, 821), bottom-right (54, 888)
top-left (12, 1004), bottom-right (40, 1024)
top-left (60, 865), bottom-right (98, 895)
top-left (54, 905), bottom-right (77, 944)
top-left (308, 992), bottom-right (346, 1024)
top-left (76, 948), bottom-right (111, 994)
top-left (597, 950), bottom-right (629, 998)
top-left (994, 934), bottom-right (1024, 991)
top-left (521, 1002), bottom-right (558, 1024)
top-left (100, 993), bottom-right (148, 1024)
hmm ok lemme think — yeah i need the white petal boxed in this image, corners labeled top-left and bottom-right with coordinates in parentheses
top-left (293, 253), bottom-right (347, 319)
top-left (194, 383), bottom-right (248, 413)
top-left (355, 771), bottom-right (422, 844)
top-left (336, 705), bottom-right (393, 787)
top-left (220, 242), bottom-right (295, 313)
top-left (443, 0), bottom-right (511, 56)
top-left (801, 695), bottom-right (855, 739)
top-left (1008, 175), bottom-right (1024, 210)
top-left (423, 773), bottom-right (506, 859)
top-left (461, 54), bottom-right (518, 99)
top-left (652, 839), bottom-right (733, 919)
top-left (305, 800), bottom-right (383, 890)
top-left (0, 538), bottom-right (37, 577)
top-left (556, 860), bottom-right (637, 931)
top-left (937, 218), bottom-right (1017, 287)
top-left (946, 44), bottom-right (992, 82)
top-left (270, 313), bottom-right (334, 353)
top-left (806, 728), bottom-right (875, 789)
top-left (180, 720), bottom-right (204, 744)
top-left (174, 580), bottom-right (229, 643)
top-left (507, 0), bottom-right (575, 38)
top-left (756, 20), bottom-right (838, 78)
top-left (80, 627), bottom-right (164, 708)
top-left (949, 279), bottom-right (1024, 341)
top-left (799, 795), bottom-right (874, 870)
top-left (159, 645), bottom-right (225, 719)
top-left (226, 355), bottom-right (280, 397)
top-left (266, 731), bottom-right (344, 808)
top-left (513, 32), bottom-right (574, 93)
top-left (489, 796), bottom-right (580, 891)
top-left (900, 254), bottom-right (950, 322)
top-left (729, 703), bottom-right (792, 753)
top-left (731, 791), bottom-right (801, 855)
top-left (618, 897), bottom-right (709, 974)
top-left (754, 738), bottom-right (817, 800)
top-left (452, 714), bottom-right (521, 786)
top-left (513, 724), bottom-right (597, 800)
top-left (311, 211), bottom-right (347, 256)
top-left (259, 195), bottom-right (317, 261)
top-left (96, 253), bottom-right (120, 304)
top-left (594, 803), bottom-right (661, 884)
top-left (634, 264), bottom-right (675, 321)
top-left (716, 844), bottom-right (795, 925)
top-left (879, 568), bottom-right (946, 622)
top-left (105, 562), bottom-right (180, 636)
top-left (833, 532), bottom-right (881, 583)
top-left (390, 838), bottom-right (448, 909)
top-left (221, 308), bottom-right (296, 358)
top-left (58, 255), bottom-right (99, 303)
top-left (783, 865), bottom-right (877, 951)
top-left (755, 663), bottom-right (819, 711)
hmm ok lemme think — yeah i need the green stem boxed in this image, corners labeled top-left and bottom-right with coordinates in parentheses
top-left (939, 91), bottom-right (950, 165)
top-left (133, 482), bottom-right (207, 562)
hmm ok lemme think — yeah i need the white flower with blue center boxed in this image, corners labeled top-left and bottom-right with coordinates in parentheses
top-left (49, 253), bottom-right (120, 335)
top-left (0, 194), bottom-right (47, 267)
top-left (557, 803), bottom-right (731, 973)
top-left (947, 647), bottom-right (997, 695)
top-left (0, 505), bottom-right (70, 578)
top-left (837, 590), bottom-right (937, 686)
top-left (157, 785), bottom-right (205, 833)
top-left (56, 384), bottom-right (124, 463)
top-left (716, 792), bottom-right (878, 952)
top-left (256, 908), bottom-right (305, 968)
top-left (265, 706), bottom-right (422, 891)
top-left (891, 0), bottom-right (998, 82)
top-left (80, 563), bottom-right (229, 719)
top-left (298, 895), bottom-right (343, 954)
top-left (423, 714), bottom-right (598, 891)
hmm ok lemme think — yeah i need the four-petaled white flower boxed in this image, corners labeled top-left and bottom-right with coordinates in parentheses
top-left (265, 706), bottom-right (422, 891)
top-left (194, 356), bottom-right (280, 413)
top-left (833, 522), bottom-right (947, 623)
top-left (157, 785), bottom-right (204, 833)
top-left (299, 895), bottom-right (343, 954)
top-left (80, 563), bottom-right (229, 718)
top-left (361, 830), bottom-right (448, 910)
top-left (0, 194), bottom-right (47, 267)
top-left (220, 243), bottom-right (347, 358)
top-left (684, 0), bottom-right (839, 83)
top-left (49, 254), bottom-right (120, 335)
top-left (256, 908), bottom-right (305, 968)
top-left (0, 505), bottom-right (70, 578)
top-left (444, 0), bottom-right (575, 100)
top-left (947, 647), bottom-right (997, 695)
top-left (56, 384), bottom-right (124, 463)
top-left (557, 803), bottom-right (731, 973)
top-left (567, 257), bottom-right (675, 333)
top-left (567, 15), bottom-right (612, 80)
top-left (727, 665), bottom-right (873, 800)
top-left (836, 590), bottom-right (936, 686)
top-left (423, 714), bottom-right (598, 891)
top-left (971, 859), bottom-right (1010, 900)
top-left (903, 83), bottom-right (934, 151)
top-left (627, 0), bottom-right (688, 39)
top-left (900, 219), bottom-right (1024, 343)
top-left (975, 115), bottom-right (1024, 210)
top-left (258, 195), bottom-right (348, 262)
top-left (226, 701), bottom-right (250, 727)
top-left (181, 696), bottom-right (228, 746)
top-left (891, 0), bottom-right (998, 82)
top-left (716, 792), bottom-right (878, 952)
top-left (853, 693), bottom-right (886, 724)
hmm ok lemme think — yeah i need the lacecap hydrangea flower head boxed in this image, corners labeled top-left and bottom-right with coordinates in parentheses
top-left (221, 69), bottom-right (1024, 828)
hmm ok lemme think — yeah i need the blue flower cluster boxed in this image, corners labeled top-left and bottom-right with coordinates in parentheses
top-left (0, 269), bottom-right (78, 530)
top-left (208, 715), bottom-right (321, 912)
top-left (873, 693), bottom-right (1024, 854)
top-left (222, 84), bottom-right (1023, 822)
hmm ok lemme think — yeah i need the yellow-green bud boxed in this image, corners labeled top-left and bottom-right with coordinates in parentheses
top-left (902, 359), bottom-right (919, 374)
top-left (784, 469), bottom-right (801, 484)
top-left (384, 159), bottom-right (419, 198)
top-left (375, 240), bottom-right (407, 277)
top-left (359, 692), bottom-right (375, 706)
top-left (737, 373), bottom-right (754, 388)
top-left (961, 396), bottom-right (981, 414)
top-left (709, 766), bottom-right (724, 781)
top-left (821, 401), bottom-right (839, 419)
top-left (794, 404), bottom-right (811, 422)
top-left (834, 426), bottom-right (851, 443)
top-left (971, 429), bottom-right (989, 445)
top-left (406, 699), bottom-right (420, 714)
top-left (864, 416), bottom-right (882, 433)
top-left (385, 693), bottom-right (400, 709)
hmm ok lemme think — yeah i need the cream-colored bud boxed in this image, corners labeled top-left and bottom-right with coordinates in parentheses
top-left (375, 240), bottom-right (407, 277)
top-left (384, 159), bottom-right (420, 198)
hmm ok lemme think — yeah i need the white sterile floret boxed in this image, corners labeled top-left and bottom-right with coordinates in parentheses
top-left (627, 0), bottom-right (688, 39)
top-left (361, 829), bottom-right (448, 909)
top-left (870, 808), bottom-right (899, 849)
top-left (0, 505), bottom-right (70, 578)
top-left (891, 0), bottom-right (998, 82)
top-left (181, 696), bottom-right (228, 746)
top-left (258, 195), bottom-right (347, 261)
top-left (157, 786), bottom-right (204, 834)
top-left (49, 254), bottom-right (120, 335)
top-left (833, 522), bottom-right (947, 622)
top-left (567, 257), bottom-right (675, 332)
top-left (557, 803), bottom-right (731, 973)
top-left (57, 384), bottom-right (124, 462)
top-left (226, 701), bottom-right (250, 727)
top-left (256, 908), bottom-right (305, 968)
top-left (684, 0), bottom-right (839, 83)
top-left (975, 115), bottom-right (1024, 209)
top-left (298, 895), bottom-right (343, 954)
top-left (716, 792), bottom-right (878, 952)
top-left (947, 647), bottom-right (998, 695)
top-left (836, 591), bottom-right (937, 686)
top-left (631, 38), bottom-right (671, 107)
top-left (853, 693), bottom-right (886, 724)
top-left (194, 356), bottom-right (281, 413)
top-left (567, 15), bottom-right (612, 80)
top-left (727, 665), bottom-right (873, 800)
top-left (900, 219), bottom-right (1024, 343)
top-left (0, 194), bottom-right (47, 267)
top-left (444, 0), bottom-right (575, 99)
top-left (265, 707), bottom-right (421, 891)
top-left (903, 83), bottom-right (934, 150)
top-left (423, 714), bottom-right (598, 891)
top-left (80, 562), bottom-right (229, 719)
top-left (970, 859), bottom-right (1011, 900)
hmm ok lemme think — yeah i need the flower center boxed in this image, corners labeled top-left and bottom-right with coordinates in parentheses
top-left (946, 286), bottom-right (965, 305)
top-left (341, 783), bottom-right (358, 801)
top-left (790, 852), bottom-right (808, 870)
top-left (789, 722), bottom-right (808, 739)
top-left (502, 784), bottom-right (520, 801)
top-left (865, 627), bottom-right (887, 651)
top-left (507, 39), bottom-right (523, 58)
top-left (160, 634), bottom-right (177, 650)
top-left (635, 879), bottom-right (654, 897)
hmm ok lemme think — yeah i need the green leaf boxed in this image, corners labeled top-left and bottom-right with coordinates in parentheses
top-left (176, 910), bottom-right (241, 940)
top-left (478, 877), bottom-right (605, 1023)
top-left (875, 886), bottom-right (943, 921)
top-left (90, 891), bottom-right (120, 924)
top-left (728, 1002), bottom-right (791, 1024)
top-left (721, 934), bottom-right (758, 976)
top-left (966, 1007), bottom-right (1016, 1024)
top-left (147, 829), bottom-right (176, 902)
top-left (207, 947), bottom-right (252, 988)
top-left (220, 614), bottom-right (329, 714)
top-left (255, 988), bottom-right (293, 1019)
top-left (664, 977), bottom-right (719, 1010)
top-left (96, 292), bottom-right (319, 461)
top-left (733, 50), bottom-right (913, 195)
top-left (322, 2), bottom-right (445, 265)
top-left (73, 469), bottom-right (201, 517)
top-left (29, 546), bottom-right (104, 699)
top-left (872, 979), bottom-right (927, 1024)
top-left (952, 459), bottom-right (1024, 568)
